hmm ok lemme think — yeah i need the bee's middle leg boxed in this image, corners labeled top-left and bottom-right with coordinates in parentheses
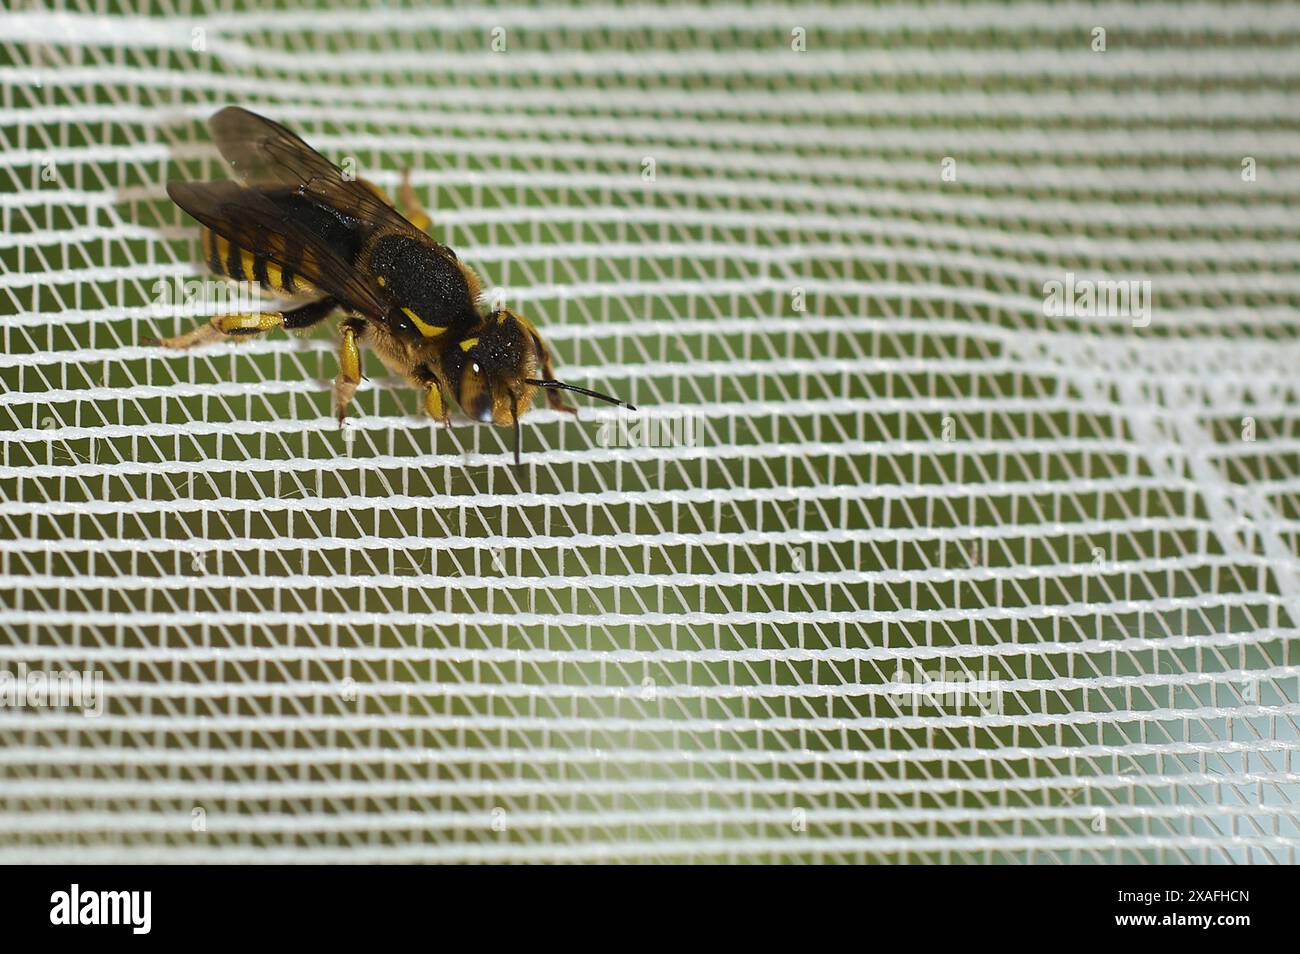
top-left (334, 317), bottom-right (367, 426)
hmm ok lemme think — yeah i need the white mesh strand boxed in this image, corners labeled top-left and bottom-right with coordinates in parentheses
top-left (1, 1), bottom-right (1299, 864)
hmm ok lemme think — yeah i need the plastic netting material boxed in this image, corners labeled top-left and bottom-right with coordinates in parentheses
top-left (2, 1), bottom-right (1299, 863)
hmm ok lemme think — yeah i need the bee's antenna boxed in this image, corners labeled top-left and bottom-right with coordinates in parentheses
top-left (508, 389), bottom-right (522, 467)
top-left (525, 379), bottom-right (636, 411)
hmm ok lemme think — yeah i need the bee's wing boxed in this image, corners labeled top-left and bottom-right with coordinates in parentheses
top-left (166, 179), bottom-right (390, 317)
top-left (206, 106), bottom-right (432, 246)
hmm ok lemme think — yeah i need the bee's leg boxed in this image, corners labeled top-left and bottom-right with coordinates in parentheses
top-left (334, 317), bottom-right (367, 426)
top-left (412, 364), bottom-right (452, 427)
top-left (398, 168), bottom-right (433, 233)
top-left (530, 334), bottom-right (579, 416)
top-left (417, 370), bottom-right (453, 428)
top-left (356, 170), bottom-right (432, 232)
top-left (155, 297), bottom-right (336, 349)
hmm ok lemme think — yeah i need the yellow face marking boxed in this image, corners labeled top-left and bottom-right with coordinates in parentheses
top-left (376, 276), bottom-right (387, 287)
top-left (459, 337), bottom-right (479, 352)
top-left (401, 307), bottom-right (444, 338)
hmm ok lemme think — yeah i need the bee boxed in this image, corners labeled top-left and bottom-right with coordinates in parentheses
top-left (158, 106), bottom-right (634, 464)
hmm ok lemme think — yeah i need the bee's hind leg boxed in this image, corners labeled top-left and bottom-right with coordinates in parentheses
top-left (154, 297), bottom-right (337, 349)
top-left (355, 170), bottom-right (432, 232)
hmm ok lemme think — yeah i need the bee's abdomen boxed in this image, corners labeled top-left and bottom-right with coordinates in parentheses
top-left (201, 227), bottom-right (305, 297)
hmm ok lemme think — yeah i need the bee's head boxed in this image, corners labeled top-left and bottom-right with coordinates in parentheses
top-left (446, 309), bottom-right (637, 465)
top-left (449, 310), bottom-right (539, 427)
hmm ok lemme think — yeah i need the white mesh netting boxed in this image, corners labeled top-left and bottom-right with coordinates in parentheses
top-left (1, 0), bottom-right (1299, 864)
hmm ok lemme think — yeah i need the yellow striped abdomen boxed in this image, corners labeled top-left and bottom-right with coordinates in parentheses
top-left (201, 227), bottom-right (312, 298)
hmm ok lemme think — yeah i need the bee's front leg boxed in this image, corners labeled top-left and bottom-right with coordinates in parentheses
top-left (533, 339), bottom-right (578, 417)
top-left (420, 373), bottom-right (453, 428)
top-left (544, 389), bottom-right (579, 418)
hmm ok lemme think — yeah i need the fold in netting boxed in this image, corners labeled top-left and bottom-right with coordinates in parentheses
top-left (0, 1), bottom-right (1298, 863)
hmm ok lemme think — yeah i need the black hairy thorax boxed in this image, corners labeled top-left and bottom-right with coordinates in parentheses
top-left (367, 234), bottom-right (477, 337)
